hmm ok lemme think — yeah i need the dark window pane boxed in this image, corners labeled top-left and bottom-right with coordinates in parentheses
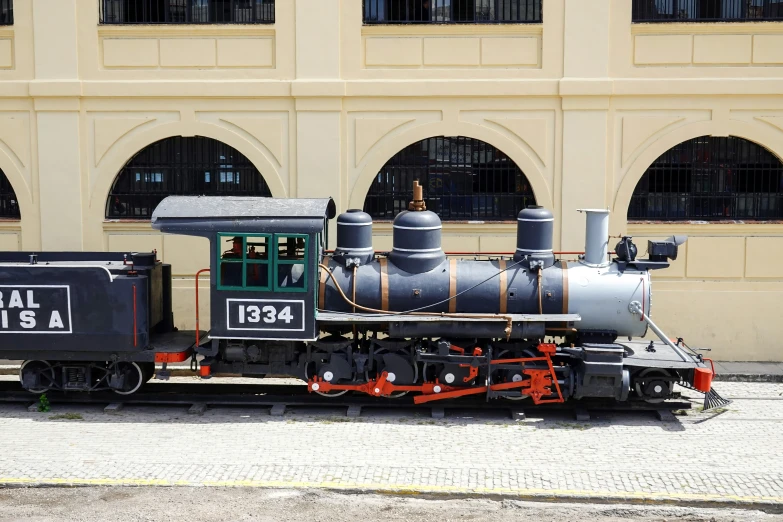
top-left (628, 136), bottom-right (783, 221)
top-left (100, 0), bottom-right (274, 24)
top-left (633, 0), bottom-right (783, 22)
top-left (106, 136), bottom-right (272, 219)
top-left (0, 0), bottom-right (12, 25)
top-left (246, 262), bottom-right (270, 289)
top-left (0, 168), bottom-right (19, 219)
top-left (364, 136), bottom-right (536, 221)
top-left (363, 0), bottom-right (542, 23)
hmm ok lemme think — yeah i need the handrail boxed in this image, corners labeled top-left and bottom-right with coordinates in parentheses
top-left (195, 268), bottom-right (210, 348)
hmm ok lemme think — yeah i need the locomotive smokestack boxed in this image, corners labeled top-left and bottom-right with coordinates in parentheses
top-left (409, 180), bottom-right (426, 211)
top-left (578, 208), bottom-right (610, 266)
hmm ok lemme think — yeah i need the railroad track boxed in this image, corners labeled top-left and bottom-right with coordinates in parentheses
top-left (0, 381), bottom-right (693, 421)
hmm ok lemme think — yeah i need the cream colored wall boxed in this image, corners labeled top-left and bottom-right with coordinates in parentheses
top-left (1, 0), bottom-right (782, 360)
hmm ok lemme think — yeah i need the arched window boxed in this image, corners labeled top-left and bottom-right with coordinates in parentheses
top-left (363, 136), bottom-right (536, 220)
top-left (0, 168), bottom-right (19, 219)
top-left (628, 136), bottom-right (783, 221)
top-left (106, 136), bottom-right (272, 219)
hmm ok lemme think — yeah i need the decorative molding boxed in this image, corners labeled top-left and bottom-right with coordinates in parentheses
top-left (361, 24), bottom-right (542, 37)
top-left (354, 117), bottom-right (415, 166)
top-left (219, 116), bottom-right (285, 167)
top-left (622, 115), bottom-right (685, 166)
top-left (0, 115), bottom-right (29, 168)
top-left (631, 21), bottom-right (783, 35)
top-left (98, 25), bottom-right (275, 38)
top-left (94, 117), bottom-right (155, 166)
top-left (485, 118), bottom-right (548, 166)
top-left (755, 116), bottom-right (783, 134)
top-left (628, 222), bottom-right (783, 235)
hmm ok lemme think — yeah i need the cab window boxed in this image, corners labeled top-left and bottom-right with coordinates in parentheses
top-left (217, 233), bottom-right (308, 293)
top-left (217, 234), bottom-right (272, 291)
top-left (274, 234), bottom-right (308, 292)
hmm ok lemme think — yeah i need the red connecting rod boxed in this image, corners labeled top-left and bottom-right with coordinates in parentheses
top-left (306, 344), bottom-right (565, 405)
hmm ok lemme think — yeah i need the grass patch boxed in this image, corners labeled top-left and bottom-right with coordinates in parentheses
top-left (49, 412), bottom-right (83, 421)
top-left (320, 416), bottom-right (353, 424)
top-left (554, 422), bottom-right (588, 431)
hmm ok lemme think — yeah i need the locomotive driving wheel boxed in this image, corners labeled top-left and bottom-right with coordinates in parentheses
top-left (493, 348), bottom-right (539, 401)
top-left (304, 360), bottom-right (350, 397)
top-left (365, 343), bottom-right (418, 398)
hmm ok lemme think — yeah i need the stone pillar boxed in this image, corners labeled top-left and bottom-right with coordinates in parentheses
top-left (559, 0), bottom-right (611, 252)
top-left (32, 0), bottom-right (83, 250)
top-left (295, 101), bottom-right (342, 250)
top-left (295, 0), bottom-right (341, 80)
top-left (294, 0), bottom-right (343, 249)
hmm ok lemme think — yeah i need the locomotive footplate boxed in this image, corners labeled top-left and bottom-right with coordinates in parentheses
top-left (619, 339), bottom-right (708, 370)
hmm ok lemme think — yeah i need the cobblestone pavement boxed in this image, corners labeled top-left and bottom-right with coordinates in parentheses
top-left (0, 379), bottom-right (781, 507)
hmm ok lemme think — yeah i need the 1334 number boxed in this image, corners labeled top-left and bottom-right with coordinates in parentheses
top-left (238, 304), bottom-right (293, 324)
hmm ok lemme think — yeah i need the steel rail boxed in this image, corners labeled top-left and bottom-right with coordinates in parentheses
top-left (0, 381), bottom-right (693, 416)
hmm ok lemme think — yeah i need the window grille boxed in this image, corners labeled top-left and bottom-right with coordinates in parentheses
top-left (363, 0), bottom-right (542, 23)
top-left (106, 136), bottom-right (271, 219)
top-left (0, 168), bottom-right (19, 219)
top-left (628, 136), bottom-right (783, 221)
top-left (0, 0), bottom-right (12, 25)
top-left (364, 136), bottom-right (536, 221)
top-left (100, 0), bottom-right (274, 24)
top-left (632, 0), bottom-right (783, 22)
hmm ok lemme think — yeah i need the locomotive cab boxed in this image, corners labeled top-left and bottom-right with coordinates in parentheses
top-left (152, 196), bottom-right (336, 349)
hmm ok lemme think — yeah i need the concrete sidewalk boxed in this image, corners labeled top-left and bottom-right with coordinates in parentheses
top-left (3, 360), bottom-right (783, 381)
top-left (713, 361), bottom-right (783, 382)
top-left (0, 381), bottom-right (781, 507)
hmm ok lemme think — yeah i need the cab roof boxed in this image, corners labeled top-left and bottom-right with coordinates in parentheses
top-left (151, 196), bottom-right (336, 220)
top-left (150, 196), bottom-right (336, 236)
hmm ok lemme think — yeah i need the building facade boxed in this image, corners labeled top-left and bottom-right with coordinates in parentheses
top-left (0, 0), bottom-right (782, 360)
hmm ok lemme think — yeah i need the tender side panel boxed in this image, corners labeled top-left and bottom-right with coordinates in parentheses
top-left (0, 266), bottom-right (150, 356)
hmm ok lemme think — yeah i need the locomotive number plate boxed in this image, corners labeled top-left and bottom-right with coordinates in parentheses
top-left (226, 299), bottom-right (305, 332)
top-left (0, 285), bottom-right (72, 334)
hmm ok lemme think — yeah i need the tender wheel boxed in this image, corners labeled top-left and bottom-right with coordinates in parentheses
top-left (109, 362), bottom-right (144, 395)
top-left (138, 362), bottom-right (156, 383)
top-left (19, 360), bottom-right (55, 394)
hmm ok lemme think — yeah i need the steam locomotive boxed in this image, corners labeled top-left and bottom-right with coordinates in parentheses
top-left (0, 183), bottom-right (719, 407)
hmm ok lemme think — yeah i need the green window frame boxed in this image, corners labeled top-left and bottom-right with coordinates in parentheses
top-left (273, 233), bottom-right (309, 293)
top-left (216, 232), bottom-right (309, 293)
top-left (216, 233), bottom-right (273, 291)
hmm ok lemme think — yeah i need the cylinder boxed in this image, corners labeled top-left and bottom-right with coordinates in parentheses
top-left (580, 209), bottom-right (610, 266)
top-left (513, 206), bottom-right (555, 268)
top-left (333, 209), bottom-right (374, 266)
top-left (388, 210), bottom-right (446, 274)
